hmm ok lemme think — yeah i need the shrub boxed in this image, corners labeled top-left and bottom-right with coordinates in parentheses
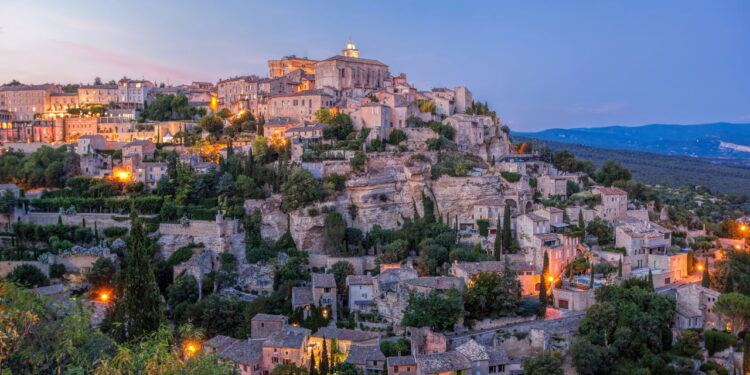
top-left (49, 264), bottom-right (66, 279)
top-left (7, 264), bottom-right (49, 288)
top-left (307, 207), bottom-right (319, 216)
top-left (350, 151), bottom-right (367, 172)
top-left (476, 219), bottom-right (490, 237)
top-left (388, 129), bottom-right (408, 145)
top-left (102, 226), bottom-right (128, 238)
top-left (704, 330), bottom-right (736, 356)
top-left (167, 244), bottom-right (201, 266)
top-left (500, 171), bottom-right (522, 183)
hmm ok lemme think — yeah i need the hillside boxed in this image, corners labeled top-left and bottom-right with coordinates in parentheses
top-left (514, 135), bottom-right (750, 196)
top-left (514, 122), bottom-right (750, 159)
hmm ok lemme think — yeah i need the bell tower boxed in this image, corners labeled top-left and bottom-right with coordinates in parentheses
top-left (342, 37), bottom-right (359, 58)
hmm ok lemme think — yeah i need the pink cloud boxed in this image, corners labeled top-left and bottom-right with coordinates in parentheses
top-left (51, 40), bottom-right (197, 83)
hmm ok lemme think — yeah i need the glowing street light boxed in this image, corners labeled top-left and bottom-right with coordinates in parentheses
top-left (697, 264), bottom-right (704, 271)
top-left (547, 276), bottom-right (554, 283)
top-left (183, 340), bottom-right (200, 358)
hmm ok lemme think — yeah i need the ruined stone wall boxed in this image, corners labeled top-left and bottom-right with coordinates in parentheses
top-left (0, 261), bottom-right (49, 277)
top-left (26, 212), bottom-right (133, 229)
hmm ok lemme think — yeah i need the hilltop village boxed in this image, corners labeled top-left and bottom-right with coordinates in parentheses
top-left (1, 40), bottom-right (749, 375)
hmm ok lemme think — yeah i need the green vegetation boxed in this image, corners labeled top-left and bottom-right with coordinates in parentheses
top-left (402, 290), bottom-right (463, 332)
top-left (6, 264), bottom-right (49, 287)
top-left (704, 330), bottom-right (736, 356)
top-left (521, 351), bottom-right (564, 375)
top-left (431, 152), bottom-right (483, 179)
top-left (380, 338), bottom-right (411, 357)
top-left (500, 171), bottom-right (522, 183)
top-left (463, 267), bottom-right (522, 321)
top-left (139, 93), bottom-right (206, 121)
top-left (517, 135), bottom-right (750, 196)
top-left (571, 280), bottom-right (676, 374)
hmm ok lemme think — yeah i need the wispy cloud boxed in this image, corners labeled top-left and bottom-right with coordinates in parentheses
top-left (50, 40), bottom-right (196, 82)
top-left (567, 101), bottom-right (627, 114)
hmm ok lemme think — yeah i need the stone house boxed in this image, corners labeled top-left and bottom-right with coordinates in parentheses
top-left (443, 114), bottom-right (493, 152)
top-left (75, 134), bottom-right (106, 155)
top-left (312, 273), bottom-right (337, 319)
top-left (516, 213), bottom-right (550, 250)
top-left (268, 90), bottom-right (334, 122)
top-left (122, 139), bottom-right (156, 160)
top-left (346, 274), bottom-right (374, 313)
top-left (345, 344), bottom-right (387, 375)
top-left (261, 325), bottom-right (312, 371)
top-left (552, 285), bottom-right (595, 311)
top-left (351, 103), bottom-right (393, 140)
top-left (471, 198), bottom-right (505, 232)
top-left (285, 121), bottom-right (326, 144)
top-left (291, 286), bottom-right (314, 317)
top-left (670, 283), bottom-right (723, 331)
top-left (309, 327), bottom-right (380, 359)
top-left (314, 53), bottom-right (389, 91)
top-left (133, 161), bottom-right (168, 188)
top-left (614, 216), bottom-right (671, 258)
top-left (204, 336), bottom-right (264, 375)
top-left (251, 314), bottom-right (288, 339)
top-left (537, 174), bottom-right (581, 198)
top-left (592, 186), bottom-right (627, 221)
top-left (391, 340), bottom-right (509, 375)
top-left (409, 327), bottom-right (447, 355)
top-left (263, 117), bottom-right (300, 139)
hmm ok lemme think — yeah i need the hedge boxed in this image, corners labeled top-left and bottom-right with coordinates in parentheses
top-left (28, 196), bottom-right (164, 214)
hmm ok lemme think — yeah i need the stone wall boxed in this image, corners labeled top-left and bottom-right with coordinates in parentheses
top-left (309, 254), bottom-right (376, 274)
top-left (158, 216), bottom-right (239, 257)
top-left (25, 212), bottom-right (133, 229)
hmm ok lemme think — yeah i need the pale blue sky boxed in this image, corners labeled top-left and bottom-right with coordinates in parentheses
top-left (1, 0), bottom-right (748, 131)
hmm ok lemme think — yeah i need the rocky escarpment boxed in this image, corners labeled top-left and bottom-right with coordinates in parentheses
top-left (243, 151), bottom-right (510, 254)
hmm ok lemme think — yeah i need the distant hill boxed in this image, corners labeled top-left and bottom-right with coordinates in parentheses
top-left (513, 135), bottom-right (750, 196)
top-left (514, 122), bottom-right (750, 159)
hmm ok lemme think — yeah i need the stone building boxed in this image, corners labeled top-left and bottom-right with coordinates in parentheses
top-left (268, 90), bottom-right (334, 121)
top-left (268, 55), bottom-right (318, 78)
top-left (314, 44), bottom-right (389, 92)
top-left (593, 186), bottom-right (628, 221)
top-left (614, 216), bottom-right (671, 258)
top-left (0, 84), bottom-right (61, 121)
top-left (78, 85), bottom-right (119, 106)
top-left (250, 314), bottom-right (288, 339)
top-left (537, 174), bottom-right (582, 198)
top-left (345, 344), bottom-right (387, 375)
top-left (669, 283), bottom-right (723, 330)
top-left (346, 274), bottom-right (374, 313)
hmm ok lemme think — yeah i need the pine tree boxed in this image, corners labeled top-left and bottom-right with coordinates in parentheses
top-left (320, 337), bottom-right (330, 375)
top-left (120, 210), bottom-right (162, 340)
top-left (494, 215), bottom-right (503, 260)
top-left (539, 251), bottom-right (549, 317)
top-left (82, 218), bottom-right (86, 227)
top-left (502, 205), bottom-right (512, 254)
top-left (617, 257), bottom-right (623, 277)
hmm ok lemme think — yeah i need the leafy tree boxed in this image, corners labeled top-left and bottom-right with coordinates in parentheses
top-left (350, 151), bottom-right (367, 172)
top-left (713, 292), bottom-right (750, 334)
top-left (388, 129), bottom-right (407, 145)
top-left (463, 267), bottom-right (522, 320)
top-left (571, 282), bottom-right (676, 374)
top-left (271, 363), bottom-right (309, 375)
top-left (7, 264), bottom-right (49, 288)
top-left (380, 338), bottom-right (411, 357)
top-left (323, 211), bottom-right (346, 254)
top-left (281, 168), bottom-right (322, 212)
top-left (331, 362), bottom-right (359, 375)
top-left (236, 175), bottom-right (264, 199)
top-left (402, 290), bottom-right (463, 332)
top-left (522, 351), bottom-right (564, 375)
top-left (87, 257), bottom-right (116, 290)
top-left (166, 273), bottom-right (199, 317)
top-left (672, 330), bottom-right (701, 357)
top-left (216, 108), bottom-right (233, 119)
top-left (704, 330), bottom-right (736, 356)
top-left (377, 239), bottom-right (409, 264)
top-left (329, 261), bottom-right (354, 294)
top-left (596, 160), bottom-right (632, 186)
top-left (199, 114), bottom-right (225, 136)
top-left (586, 217), bottom-right (612, 245)
top-left (476, 219), bottom-right (490, 237)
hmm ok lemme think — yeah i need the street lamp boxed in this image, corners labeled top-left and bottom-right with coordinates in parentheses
top-left (183, 340), bottom-right (200, 358)
top-left (696, 264), bottom-right (704, 271)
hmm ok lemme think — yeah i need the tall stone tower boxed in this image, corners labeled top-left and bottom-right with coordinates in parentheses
top-left (342, 38), bottom-right (359, 58)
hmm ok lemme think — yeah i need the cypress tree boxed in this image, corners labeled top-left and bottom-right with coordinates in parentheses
top-left (617, 257), bottom-right (623, 277)
top-left (562, 209), bottom-right (570, 224)
top-left (539, 251), bottom-right (549, 317)
top-left (578, 209), bottom-right (585, 232)
top-left (82, 218), bottom-right (86, 227)
top-left (120, 210), bottom-right (162, 340)
top-left (412, 199), bottom-right (420, 221)
top-left (494, 215), bottom-right (502, 260)
top-left (724, 272), bottom-right (734, 293)
top-left (57, 215), bottom-right (62, 225)
top-left (647, 268), bottom-right (653, 289)
top-left (310, 351), bottom-right (318, 375)
top-left (590, 260), bottom-right (595, 288)
top-left (744, 340), bottom-right (750, 375)
top-left (94, 221), bottom-right (99, 241)
top-left (422, 192), bottom-right (435, 223)
top-left (320, 337), bottom-right (330, 375)
top-left (502, 205), bottom-right (512, 254)
top-left (701, 265), bottom-right (710, 288)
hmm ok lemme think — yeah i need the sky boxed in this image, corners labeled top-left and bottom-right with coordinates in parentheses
top-left (0, 0), bottom-right (748, 131)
